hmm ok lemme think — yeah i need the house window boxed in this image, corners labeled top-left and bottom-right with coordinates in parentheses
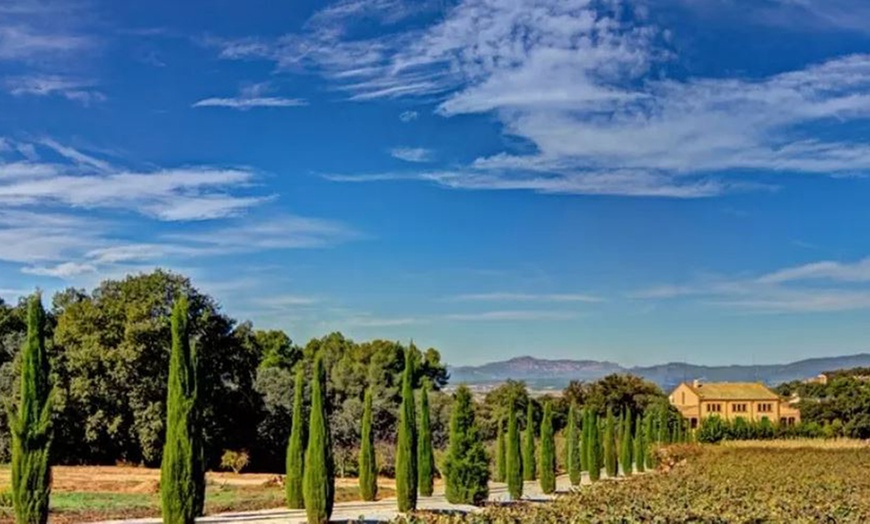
top-left (705, 403), bottom-right (722, 413)
top-left (690, 418), bottom-right (698, 429)
top-left (758, 403), bottom-right (773, 413)
top-left (732, 403), bottom-right (747, 413)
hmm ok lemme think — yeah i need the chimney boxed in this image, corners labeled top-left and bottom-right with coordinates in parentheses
top-left (692, 379), bottom-right (701, 389)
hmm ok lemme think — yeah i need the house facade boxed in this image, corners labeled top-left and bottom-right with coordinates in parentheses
top-left (669, 380), bottom-right (801, 429)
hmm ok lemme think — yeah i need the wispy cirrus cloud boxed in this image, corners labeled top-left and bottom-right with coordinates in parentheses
top-left (5, 75), bottom-right (105, 104)
top-left (390, 147), bottom-right (433, 163)
top-left (634, 257), bottom-right (870, 313)
top-left (451, 292), bottom-right (603, 303)
top-left (214, 0), bottom-right (870, 198)
top-left (193, 82), bottom-right (307, 110)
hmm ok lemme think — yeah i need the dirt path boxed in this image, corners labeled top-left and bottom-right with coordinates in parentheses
top-left (94, 474), bottom-right (590, 524)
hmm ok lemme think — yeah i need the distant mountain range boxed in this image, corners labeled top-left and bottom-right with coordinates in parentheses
top-left (448, 354), bottom-right (870, 391)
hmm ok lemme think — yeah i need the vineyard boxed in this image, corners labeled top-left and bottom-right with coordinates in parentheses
top-left (404, 441), bottom-right (870, 524)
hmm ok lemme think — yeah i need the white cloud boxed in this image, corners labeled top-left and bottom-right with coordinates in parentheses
top-left (390, 147), bottom-right (433, 163)
top-left (22, 261), bottom-right (97, 277)
top-left (6, 75), bottom-right (105, 104)
top-left (215, 0), bottom-right (870, 198)
top-left (399, 110), bottom-right (418, 122)
top-left (758, 258), bottom-right (870, 284)
top-left (193, 82), bottom-right (307, 110)
top-left (169, 215), bottom-right (360, 250)
top-left (452, 292), bottom-right (603, 303)
top-left (0, 25), bottom-right (94, 61)
top-left (443, 310), bottom-right (578, 321)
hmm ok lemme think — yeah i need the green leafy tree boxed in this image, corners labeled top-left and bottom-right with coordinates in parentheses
top-left (697, 416), bottom-right (728, 444)
top-left (160, 296), bottom-right (201, 524)
top-left (443, 385), bottom-right (490, 505)
top-left (587, 409), bottom-right (601, 482)
top-left (303, 354), bottom-right (334, 524)
top-left (539, 402), bottom-right (556, 494)
top-left (10, 294), bottom-right (52, 524)
top-left (494, 416), bottom-right (506, 482)
top-left (604, 408), bottom-right (617, 478)
top-left (359, 387), bottom-right (377, 501)
top-left (620, 411), bottom-right (633, 476)
top-left (522, 402), bottom-right (536, 481)
top-left (506, 406), bottom-right (523, 500)
top-left (634, 415), bottom-right (645, 474)
top-left (395, 349), bottom-right (417, 512)
top-left (418, 381), bottom-right (434, 497)
top-left (285, 367), bottom-right (306, 508)
top-left (566, 404), bottom-right (581, 486)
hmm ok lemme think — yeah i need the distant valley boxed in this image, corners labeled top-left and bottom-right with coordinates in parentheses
top-left (448, 354), bottom-right (870, 391)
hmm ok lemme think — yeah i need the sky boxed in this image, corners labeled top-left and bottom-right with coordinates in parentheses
top-left (2, 0), bottom-right (870, 367)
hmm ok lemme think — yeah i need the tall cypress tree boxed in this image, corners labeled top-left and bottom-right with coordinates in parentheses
top-left (539, 402), bottom-right (556, 494)
top-left (644, 412), bottom-right (656, 471)
top-left (443, 385), bottom-right (490, 505)
top-left (522, 402), bottom-right (536, 481)
top-left (286, 367), bottom-right (306, 508)
top-left (634, 415), bottom-right (645, 474)
top-left (359, 387), bottom-right (377, 501)
top-left (620, 411), bottom-right (633, 477)
top-left (506, 407), bottom-right (523, 500)
top-left (417, 381), bottom-right (434, 497)
top-left (566, 404), bottom-right (581, 486)
top-left (587, 410), bottom-right (601, 482)
top-left (494, 416), bottom-right (506, 482)
top-left (161, 295), bottom-right (200, 524)
top-left (395, 348), bottom-right (417, 512)
top-left (604, 408), bottom-right (617, 478)
top-left (10, 293), bottom-right (52, 524)
top-left (580, 408), bottom-right (589, 474)
top-left (303, 354), bottom-right (334, 524)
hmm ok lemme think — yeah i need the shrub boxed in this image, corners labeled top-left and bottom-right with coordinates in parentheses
top-left (220, 450), bottom-right (250, 474)
top-left (443, 385), bottom-right (490, 505)
top-left (696, 416), bottom-right (728, 444)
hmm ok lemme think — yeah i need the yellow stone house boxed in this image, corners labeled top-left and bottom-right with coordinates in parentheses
top-left (669, 380), bottom-right (801, 429)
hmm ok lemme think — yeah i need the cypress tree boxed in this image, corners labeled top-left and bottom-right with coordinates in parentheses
top-left (10, 294), bottom-right (52, 524)
top-left (161, 295), bottom-right (200, 524)
top-left (303, 354), bottom-right (335, 524)
top-left (539, 402), bottom-right (556, 494)
top-left (359, 387), bottom-right (377, 501)
top-left (566, 405), bottom-right (581, 486)
top-left (522, 402), bottom-right (536, 481)
top-left (286, 367), bottom-right (306, 508)
top-left (620, 411), bottom-right (633, 477)
top-left (644, 412), bottom-right (656, 471)
top-left (494, 416), bottom-right (506, 482)
top-left (587, 410), bottom-right (601, 482)
top-left (506, 407), bottom-right (523, 500)
top-left (418, 381), bottom-right (434, 497)
top-left (604, 408), bottom-right (617, 478)
top-left (634, 415), bottom-right (645, 474)
top-left (580, 408), bottom-right (589, 474)
top-left (443, 385), bottom-right (490, 505)
top-left (395, 348), bottom-right (417, 512)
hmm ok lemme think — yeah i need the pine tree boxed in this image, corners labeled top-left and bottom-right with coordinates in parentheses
top-left (161, 295), bottom-right (200, 524)
top-left (620, 411), bottom-right (633, 477)
top-left (522, 402), bottom-right (536, 481)
top-left (634, 415), bottom-right (645, 474)
top-left (604, 408), bottom-right (617, 478)
top-left (494, 416), bottom-right (506, 482)
top-left (10, 294), bottom-right (52, 524)
top-left (539, 402), bottom-right (556, 494)
top-left (418, 381), bottom-right (434, 497)
top-left (286, 367), bottom-right (306, 508)
top-left (587, 410), bottom-right (601, 482)
top-left (359, 387), bottom-right (377, 501)
top-left (443, 385), bottom-right (490, 505)
top-left (303, 354), bottom-right (334, 524)
top-left (644, 412), bottom-right (656, 471)
top-left (506, 407), bottom-right (523, 500)
top-left (566, 405), bottom-right (581, 486)
top-left (395, 348), bottom-right (417, 512)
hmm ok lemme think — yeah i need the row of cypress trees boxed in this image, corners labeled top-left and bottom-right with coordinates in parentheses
top-left (494, 400), bottom-right (559, 499)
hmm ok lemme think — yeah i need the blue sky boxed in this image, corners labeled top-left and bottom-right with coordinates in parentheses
top-left (2, 0), bottom-right (870, 366)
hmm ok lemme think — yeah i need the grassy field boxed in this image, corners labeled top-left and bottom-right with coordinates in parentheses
top-left (407, 440), bottom-right (870, 524)
top-left (0, 465), bottom-right (396, 523)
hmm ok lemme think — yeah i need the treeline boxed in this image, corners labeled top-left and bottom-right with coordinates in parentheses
top-left (695, 415), bottom-right (823, 444)
top-left (776, 370), bottom-right (870, 439)
top-left (0, 270), bottom-right (449, 472)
